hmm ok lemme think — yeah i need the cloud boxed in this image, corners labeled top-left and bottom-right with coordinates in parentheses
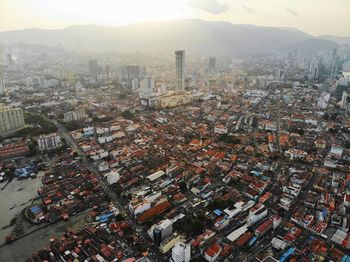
top-left (285, 8), bottom-right (299, 16)
top-left (188, 0), bottom-right (229, 14)
top-left (242, 5), bottom-right (256, 14)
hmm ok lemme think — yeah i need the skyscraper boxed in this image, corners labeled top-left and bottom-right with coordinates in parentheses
top-left (0, 71), bottom-right (5, 95)
top-left (209, 57), bottom-right (216, 70)
top-left (89, 59), bottom-right (99, 82)
top-left (175, 50), bottom-right (185, 92)
top-left (140, 76), bottom-right (155, 99)
top-left (5, 53), bottom-right (14, 66)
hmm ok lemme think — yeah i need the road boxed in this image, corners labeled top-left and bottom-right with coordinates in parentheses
top-left (52, 120), bottom-right (165, 262)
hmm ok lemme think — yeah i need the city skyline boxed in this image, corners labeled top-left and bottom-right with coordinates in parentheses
top-left (1, 0), bottom-right (350, 36)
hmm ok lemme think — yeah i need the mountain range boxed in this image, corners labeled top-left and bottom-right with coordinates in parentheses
top-left (0, 19), bottom-right (347, 56)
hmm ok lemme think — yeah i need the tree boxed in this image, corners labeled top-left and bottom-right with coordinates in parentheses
top-left (121, 110), bottom-right (134, 119)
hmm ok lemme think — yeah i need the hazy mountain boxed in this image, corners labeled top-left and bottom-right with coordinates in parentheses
top-left (318, 35), bottom-right (350, 45)
top-left (0, 19), bottom-right (341, 56)
top-left (285, 38), bottom-right (340, 52)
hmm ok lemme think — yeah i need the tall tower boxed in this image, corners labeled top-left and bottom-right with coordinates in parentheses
top-left (5, 53), bottom-right (14, 66)
top-left (175, 50), bottom-right (185, 92)
top-left (0, 71), bottom-right (5, 95)
top-left (140, 76), bottom-right (155, 99)
top-left (209, 57), bottom-right (216, 70)
top-left (89, 59), bottom-right (99, 82)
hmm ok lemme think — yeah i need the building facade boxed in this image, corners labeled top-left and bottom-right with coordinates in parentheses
top-left (175, 50), bottom-right (185, 92)
top-left (0, 104), bottom-right (25, 136)
top-left (89, 59), bottom-right (99, 82)
top-left (37, 133), bottom-right (62, 151)
top-left (64, 109), bottom-right (87, 122)
top-left (0, 71), bottom-right (5, 95)
top-left (171, 241), bottom-right (191, 262)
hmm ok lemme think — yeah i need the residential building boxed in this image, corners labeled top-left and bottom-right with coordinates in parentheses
top-left (64, 109), bottom-right (87, 122)
top-left (140, 76), bottom-right (155, 99)
top-left (171, 241), bottom-right (191, 262)
top-left (89, 59), bottom-right (99, 82)
top-left (0, 104), bottom-right (25, 136)
top-left (0, 71), bottom-right (5, 95)
top-left (37, 133), bottom-right (62, 151)
top-left (204, 243), bottom-right (222, 262)
top-left (5, 53), bottom-right (14, 66)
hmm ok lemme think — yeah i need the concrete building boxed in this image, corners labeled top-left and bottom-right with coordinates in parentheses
top-left (0, 104), bottom-right (25, 136)
top-left (140, 76), bottom-right (155, 99)
top-left (309, 61), bottom-right (319, 80)
top-left (89, 59), bottom-right (99, 82)
top-left (5, 53), bottom-right (14, 66)
top-left (118, 65), bottom-right (146, 88)
top-left (26, 76), bottom-right (47, 89)
top-left (209, 57), bottom-right (216, 70)
top-left (153, 92), bottom-right (193, 109)
top-left (171, 241), bottom-right (191, 262)
top-left (64, 109), bottom-right (87, 122)
top-left (175, 50), bottom-right (185, 92)
top-left (340, 91), bottom-right (350, 111)
top-left (0, 71), bottom-right (5, 95)
top-left (160, 233), bottom-right (181, 254)
top-left (153, 219), bottom-right (173, 246)
top-left (37, 133), bottom-right (62, 151)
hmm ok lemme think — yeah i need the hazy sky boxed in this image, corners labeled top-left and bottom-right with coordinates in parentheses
top-left (1, 0), bottom-right (349, 36)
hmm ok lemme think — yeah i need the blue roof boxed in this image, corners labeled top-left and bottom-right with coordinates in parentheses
top-left (30, 206), bottom-right (42, 214)
top-left (248, 236), bottom-right (257, 246)
top-left (99, 213), bottom-right (114, 221)
top-left (280, 247), bottom-right (295, 262)
top-left (214, 209), bottom-right (223, 216)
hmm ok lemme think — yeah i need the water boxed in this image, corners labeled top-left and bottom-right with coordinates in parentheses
top-left (0, 171), bottom-right (44, 244)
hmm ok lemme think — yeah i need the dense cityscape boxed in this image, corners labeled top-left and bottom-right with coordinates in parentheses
top-left (1, 1), bottom-right (350, 262)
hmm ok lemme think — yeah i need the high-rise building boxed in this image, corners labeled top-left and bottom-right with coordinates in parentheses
top-left (64, 109), bottom-right (88, 122)
top-left (140, 76), bottom-right (155, 99)
top-left (5, 53), bottom-right (14, 66)
top-left (175, 50), bottom-right (185, 92)
top-left (118, 65), bottom-right (146, 88)
top-left (309, 61), bottom-right (319, 80)
top-left (171, 241), bottom-right (191, 262)
top-left (0, 71), bottom-right (5, 95)
top-left (0, 104), bottom-right (25, 136)
top-left (153, 219), bottom-right (173, 246)
top-left (119, 65), bottom-right (145, 80)
top-left (330, 48), bottom-right (338, 80)
top-left (89, 59), bottom-right (99, 82)
top-left (37, 133), bottom-right (62, 151)
top-left (209, 57), bottom-right (216, 70)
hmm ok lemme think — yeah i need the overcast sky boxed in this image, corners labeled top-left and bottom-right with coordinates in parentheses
top-left (1, 0), bottom-right (349, 36)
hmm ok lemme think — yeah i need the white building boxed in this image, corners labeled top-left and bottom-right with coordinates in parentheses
top-left (140, 76), bottom-right (155, 99)
top-left (153, 219), bottom-right (173, 245)
top-left (37, 133), bottom-right (62, 151)
top-left (175, 50), bottom-right (185, 92)
top-left (340, 91), bottom-right (350, 112)
top-left (171, 241), bottom-right (191, 262)
top-left (64, 109), bottom-right (87, 122)
top-left (0, 104), bottom-right (25, 136)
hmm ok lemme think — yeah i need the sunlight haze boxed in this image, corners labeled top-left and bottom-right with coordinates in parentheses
top-left (1, 0), bottom-right (350, 36)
